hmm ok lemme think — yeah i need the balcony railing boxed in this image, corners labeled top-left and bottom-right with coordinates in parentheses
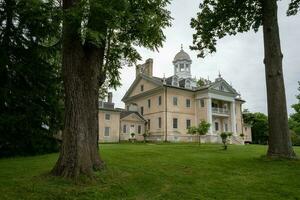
top-left (212, 107), bottom-right (229, 114)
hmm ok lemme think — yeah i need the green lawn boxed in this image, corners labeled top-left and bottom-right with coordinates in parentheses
top-left (0, 144), bottom-right (300, 200)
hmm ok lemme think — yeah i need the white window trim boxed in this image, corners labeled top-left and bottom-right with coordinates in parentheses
top-left (105, 113), bottom-right (111, 120)
top-left (104, 127), bottom-right (110, 137)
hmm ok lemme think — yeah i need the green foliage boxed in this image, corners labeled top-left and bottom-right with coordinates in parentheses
top-left (187, 120), bottom-right (210, 144)
top-left (287, 0), bottom-right (300, 15)
top-left (243, 111), bottom-right (269, 144)
top-left (190, 0), bottom-right (262, 58)
top-left (289, 82), bottom-right (300, 135)
top-left (198, 120), bottom-right (211, 135)
top-left (197, 79), bottom-right (205, 87)
top-left (291, 130), bottom-right (300, 146)
top-left (187, 126), bottom-right (198, 135)
top-left (187, 120), bottom-right (211, 136)
top-left (190, 0), bottom-right (298, 58)
top-left (68, 0), bottom-right (172, 89)
top-left (0, 0), bottom-right (63, 157)
top-left (220, 132), bottom-right (232, 150)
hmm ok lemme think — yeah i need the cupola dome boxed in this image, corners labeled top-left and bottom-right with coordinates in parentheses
top-left (173, 49), bottom-right (191, 61)
top-left (173, 45), bottom-right (192, 79)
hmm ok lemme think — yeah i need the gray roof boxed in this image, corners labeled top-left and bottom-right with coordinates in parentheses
top-left (173, 49), bottom-right (191, 61)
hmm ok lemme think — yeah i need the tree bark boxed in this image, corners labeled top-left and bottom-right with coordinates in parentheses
top-left (51, 0), bottom-right (105, 178)
top-left (262, 0), bottom-right (296, 158)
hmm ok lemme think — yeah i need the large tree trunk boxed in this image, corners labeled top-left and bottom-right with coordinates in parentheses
top-left (51, 0), bottom-right (105, 178)
top-left (262, 0), bottom-right (296, 158)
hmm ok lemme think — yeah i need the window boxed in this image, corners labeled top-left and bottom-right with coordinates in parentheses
top-left (225, 123), bottom-right (228, 131)
top-left (123, 125), bottom-right (127, 133)
top-left (105, 113), bottom-right (110, 120)
top-left (215, 122), bottom-right (219, 131)
top-left (173, 97), bottom-right (178, 106)
top-left (158, 96), bottom-right (162, 105)
top-left (148, 99), bottom-right (151, 108)
top-left (173, 118), bottom-right (178, 129)
top-left (147, 119), bottom-right (151, 130)
top-left (185, 80), bottom-right (190, 88)
top-left (173, 77), bottom-right (178, 86)
top-left (158, 117), bottom-right (162, 128)
top-left (212, 102), bottom-right (218, 108)
top-left (186, 99), bottom-right (191, 108)
top-left (141, 85), bottom-right (144, 91)
top-left (186, 119), bottom-right (191, 129)
top-left (140, 106), bottom-right (144, 115)
top-left (186, 64), bottom-right (190, 71)
top-left (104, 127), bottom-right (110, 136)
top-left (220, 85), bottom-right (224, 91)
top-left (138, 125), bottom-right (141, 134)
top-left (200, 99), bottom-right (205, 107)
top-left (180, 64), bottom-right (184, 71)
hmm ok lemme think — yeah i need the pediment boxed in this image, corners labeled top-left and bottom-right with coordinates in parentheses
top-left (122, 74), bottom-right (162, 101)
top-left (121, 113), bottom-right (145, 122)
top-left (209, 79), bottom-right (238, 94)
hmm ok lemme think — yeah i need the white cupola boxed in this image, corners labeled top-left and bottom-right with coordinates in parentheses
top-left (173, 45), bottom-right (192, 79)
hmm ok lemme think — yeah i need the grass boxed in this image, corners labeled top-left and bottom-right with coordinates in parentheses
top-left (0, 144), bottom-right (300, 200)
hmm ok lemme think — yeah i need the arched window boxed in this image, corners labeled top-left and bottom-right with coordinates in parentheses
top-left (180, 63), bottom-right (184, 71)
top-left (175, 64), bottom-right (179, 73)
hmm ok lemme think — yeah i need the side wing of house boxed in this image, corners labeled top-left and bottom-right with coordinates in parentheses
top-left (98, 109), bottom-right (120, 143)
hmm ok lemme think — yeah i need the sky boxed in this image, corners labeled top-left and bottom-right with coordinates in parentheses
top-left (111, 0), bottom-right (300, 115)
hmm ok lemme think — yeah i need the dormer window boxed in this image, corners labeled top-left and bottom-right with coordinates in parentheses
top-left (185, 80), bottom-right (191, 88)
top-left (173, 76), bottom-right (178, 86)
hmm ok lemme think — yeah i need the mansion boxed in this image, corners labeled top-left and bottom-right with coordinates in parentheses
top-left (98, 48), bottom-right (252, 144)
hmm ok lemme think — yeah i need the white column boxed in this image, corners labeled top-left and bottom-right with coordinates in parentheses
top-left (207, 98), bottom-right (213, 134)
top-left (231, 101), bottom-right (237, 135)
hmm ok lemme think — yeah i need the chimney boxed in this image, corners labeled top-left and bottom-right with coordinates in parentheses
top-left (145, 58), bottom-right (153, 77)
top-left (135, 58), bottom-right (153, 78)
top-left (107, 92), bottom-right (113, 103)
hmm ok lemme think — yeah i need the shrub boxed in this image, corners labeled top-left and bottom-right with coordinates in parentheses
top-left (220, 132), bottom-right (233, 150)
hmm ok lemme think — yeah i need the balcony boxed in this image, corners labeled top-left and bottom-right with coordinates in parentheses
top-left (212, 107), bottom-right (229, 115)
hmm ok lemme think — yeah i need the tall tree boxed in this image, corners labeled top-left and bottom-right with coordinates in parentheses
top-left (51, 0), bottom-right (171, 178)
top-left (0, 0), bottom-right (62, 157)
top-left (190, 0), bottom-right (297, 158)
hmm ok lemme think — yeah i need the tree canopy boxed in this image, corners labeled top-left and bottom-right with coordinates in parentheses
top-left (0, 0), bottom-right (63, 157)
top-left (289, 82), bottom-right (300, 145)
top-left (243, 111), bottom-right (269, 144)
top-left (190, 0), bottom-right (297, 158)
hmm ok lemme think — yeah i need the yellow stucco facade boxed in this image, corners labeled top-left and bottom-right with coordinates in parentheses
top-left (100, 49), bottom-right (251, 144)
